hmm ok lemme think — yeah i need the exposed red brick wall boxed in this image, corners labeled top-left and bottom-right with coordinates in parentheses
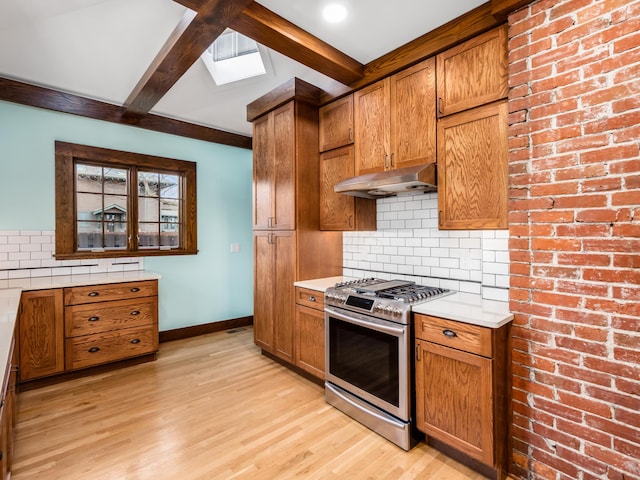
top-left (508, 0), bottom-right (640, 479)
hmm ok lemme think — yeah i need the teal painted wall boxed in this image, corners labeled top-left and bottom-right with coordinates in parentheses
top-left (0, 100), bottom-right (254, 330)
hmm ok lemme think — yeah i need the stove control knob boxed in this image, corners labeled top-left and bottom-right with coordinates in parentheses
top-left (393, 307), bottom-right (403, 317)
top-left (385, 305), bottom-right (393, 316)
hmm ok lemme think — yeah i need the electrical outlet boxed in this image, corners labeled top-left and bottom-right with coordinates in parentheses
top-left (230, 243), bottom-right (240, 253)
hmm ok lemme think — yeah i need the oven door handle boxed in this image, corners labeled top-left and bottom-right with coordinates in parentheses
top-left (325, 306), bottom-right (406, 336)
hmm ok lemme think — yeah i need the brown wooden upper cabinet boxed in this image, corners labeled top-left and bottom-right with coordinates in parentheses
top-left (436, 25), bottom-right (508, 117)
top-left (354, 58), bottom-right (436, 175)
top-left (437, 101), bottom-right (508, 230)
top-left (320, 146), bottom-right (376, 231)
top-left (253, 102), bottom-right (296, 230)
top-left (319, 94), bottom-right (353, 152)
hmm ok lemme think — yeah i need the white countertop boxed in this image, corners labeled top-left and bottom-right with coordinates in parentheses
top-left (412, 291), bottom-right (513, 328)
top-left (0, 288), bottom-right (21, 393)
top-left (294, 276), bottom-right (354, 292)
top-left (295, 276), bottom-right (512, 329)
top-left (0, 270), bottom-right (162, 291)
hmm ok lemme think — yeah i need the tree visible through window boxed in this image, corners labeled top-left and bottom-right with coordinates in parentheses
top-left (55, 142), bottom-right (197, 259)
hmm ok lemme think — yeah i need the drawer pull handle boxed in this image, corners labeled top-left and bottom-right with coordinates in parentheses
top-left (442, 329), bottom-right (458, 338)
top-left (88, 292), bottom-right (100, 297)
top-left (130, 287), bottom-right (140, 292)
top-left (131, 339), bottom-right (141, 344)
top-left (88, 316), bottom-right (100, 322)
top-left (130, 310), bottom-right (140, 316)
top-left (309, 295), bottom-right (316, 302)
top-left (88, 347), bottom-right (100, 353)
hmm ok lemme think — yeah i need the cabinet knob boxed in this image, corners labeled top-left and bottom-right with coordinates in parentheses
top-left (88, 291), bottom-right (100, 297)
top-left (131, 339), bottom-right (141, 344)
top-left (309, 295), bottom-right (316, 302)
top-left (88, 347), bottom-right (100, 353)
top-left (88, 316), bottom-right (100, 322)
top-left (130, 287), bottom-right (140, 293)
top-left (442, 329), bottom-right (458, 338)
top-left (130, 310), bottom-right (140, 316)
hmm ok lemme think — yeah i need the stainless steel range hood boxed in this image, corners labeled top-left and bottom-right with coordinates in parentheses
top-left (334, 163), bottom-right (437, 199)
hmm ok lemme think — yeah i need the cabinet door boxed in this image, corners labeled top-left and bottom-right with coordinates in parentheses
top-left (437, 101), bottom-right (508, 230)
top-left (18, 289), bottom-right (65, 381)
top-left (295, 304), bottom-right (325, 379)
top-left (253, 232), bottom-right (275, 351)
top-left (436, 25), bottom-right (508, 116)
top-left (354, 78), bottom-right (390, 175)
top-left (320, 146), bottom-right (376, 231)
top-left (272, 102), bottom-right (296, 230)
top-left (272, 231), bottom-right (296, 362)
top-left (253, 113), bottom-right (274, 230)
top-left (319, 95), bottom-right (354, 152)
top-left (390, 58), bottom-right (437, 169)
top-left (415, 339), bottom-right (494, 465)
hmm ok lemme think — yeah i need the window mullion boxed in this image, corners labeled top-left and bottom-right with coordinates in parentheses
top-left (130, 166), bottom-right (139, 251)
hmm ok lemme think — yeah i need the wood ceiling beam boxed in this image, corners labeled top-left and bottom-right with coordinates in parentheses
top-left (124, 0), bottom-right (254, 117)
top-left (229, 2), bottom-right (364, 86)
top-left (0, 77), bottom-right (252, 149)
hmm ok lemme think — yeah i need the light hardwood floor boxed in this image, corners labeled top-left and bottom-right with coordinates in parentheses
top-left (13, 327), bottom-right (488, 480)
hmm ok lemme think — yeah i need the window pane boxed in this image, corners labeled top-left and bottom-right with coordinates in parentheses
top-left (103, 167), bottom-right (127, 195)
top-left (160, 174), bottom-right (179, 199)
top-left (76, 164), bottom-right (102, 193)
top-left (77, 193), bottom-right (103, 220)
top-left (138, 171), bottom-right (160, 197)
top-left (77, 222), bottom-right (102, 250)
top-left (104, 223), bottom-right (127, 249)
top-left (161, 223), bottom-right (180, 248)
top-left (139, 197), bottom-right (160, 222)
top-left (161, 198), bottom-right (180, 224)
top-left (139, 223), bottom-right (159, 248)
top-left (103, 195), bottom-right (128, 222)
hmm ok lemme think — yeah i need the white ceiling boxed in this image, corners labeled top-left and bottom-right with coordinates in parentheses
top-left (0, 0), bottom-right (486, 137)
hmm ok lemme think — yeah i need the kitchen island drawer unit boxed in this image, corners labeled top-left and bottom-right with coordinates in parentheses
top-left (64, 280), bottom-right (157, 305)
top-left (65, 297), bottom-right (157, 338)
top-left (63, 279), bottom-right (158, 371)
top-left (65, 324), bottom-right (158, 370)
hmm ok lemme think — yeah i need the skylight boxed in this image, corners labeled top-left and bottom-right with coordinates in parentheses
top-left (201, 30), bottom-right (266, 86)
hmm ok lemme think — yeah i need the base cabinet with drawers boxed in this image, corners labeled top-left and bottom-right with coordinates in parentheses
top-left (414, 314), bottom-right (511, 480)
top-left (294, 287), bottom-right (325, 380)
top-left (18, 279), bottom-right (159, 384)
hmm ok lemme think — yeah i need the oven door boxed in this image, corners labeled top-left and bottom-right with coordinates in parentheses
top-left (324, 305), bottom-right (410, 421)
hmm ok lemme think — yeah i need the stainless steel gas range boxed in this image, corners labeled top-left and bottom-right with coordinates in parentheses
top-left (324, 278), bottom-right (453, 450)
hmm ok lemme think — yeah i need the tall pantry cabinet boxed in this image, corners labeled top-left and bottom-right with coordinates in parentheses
top-left (249, 79), bottom-right (343, 365)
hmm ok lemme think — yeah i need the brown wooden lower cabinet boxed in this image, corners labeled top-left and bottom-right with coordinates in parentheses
top-left (414, 313), bottom-right (511, 480)
top-left (0, 335), bottom-right (17, 480)
top-left (18, 280), bottom-right (159, 384)
top-left (18, 289), bottom-right (65, 381)
top-left (294, 287), bottom-right (325, 380)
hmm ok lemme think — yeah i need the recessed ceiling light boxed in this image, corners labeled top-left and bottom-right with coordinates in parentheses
top-left (323, 4), bottom-right (348, 23)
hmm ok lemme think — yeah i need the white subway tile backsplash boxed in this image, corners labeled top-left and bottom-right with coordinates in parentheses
top-left (343, 192), bottom-right (509, 302)
top-left (0, 230), bottom-right (144, 279)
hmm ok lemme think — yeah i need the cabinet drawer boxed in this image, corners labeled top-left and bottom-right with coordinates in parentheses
top-left (65, 297), bottom-right (157, 338)
top-left (415, 314), bottom-right (492, 357)
top-left (295, 288), bottom-right (325, 310)
top-left (64, 280), bottom-right (157, 305)
top-left (65, 325), bottom-right (158, 370)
